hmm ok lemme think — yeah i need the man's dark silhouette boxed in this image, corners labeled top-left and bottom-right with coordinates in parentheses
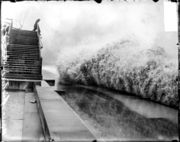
top-left (33, 19), bottom-right (41, 35)
top-left (2, 25), bottom-right (6, 36)
top-left (2, 25), bottom-right (10, 36)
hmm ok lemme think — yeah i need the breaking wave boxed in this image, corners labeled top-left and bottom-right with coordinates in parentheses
top-left (57, 39), bottom-right (178, 108)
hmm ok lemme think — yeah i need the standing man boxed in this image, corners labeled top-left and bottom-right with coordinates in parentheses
top-left (33, 18), bottom-right (41, 35)
top-left (2, 24), bottom-right (10, 36)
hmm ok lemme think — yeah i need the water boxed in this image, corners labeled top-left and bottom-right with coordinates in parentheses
top-left (57, 84), bottom-right (178, 141)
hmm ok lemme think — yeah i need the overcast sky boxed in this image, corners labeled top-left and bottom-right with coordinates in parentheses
top-left (2, 1), bottom-right (178, 65)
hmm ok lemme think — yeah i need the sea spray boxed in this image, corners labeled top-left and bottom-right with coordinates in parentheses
top-left (58, 40), bottom-right (178, 108)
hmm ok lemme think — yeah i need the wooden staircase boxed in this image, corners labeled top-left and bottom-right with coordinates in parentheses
top-left (2, 28), bottom-right (42, 81)
top-left (2, 26), bottom-right (42, 90)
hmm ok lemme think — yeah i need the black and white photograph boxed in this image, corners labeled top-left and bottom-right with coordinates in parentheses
top-left (0, 0), bottom-right (179, 141)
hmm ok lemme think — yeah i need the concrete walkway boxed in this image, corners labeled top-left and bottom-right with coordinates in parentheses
top-left (2, 91), bottom-right (44, 142)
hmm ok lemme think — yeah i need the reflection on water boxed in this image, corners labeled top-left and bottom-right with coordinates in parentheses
top-left (57, 85), bottom-right (178, 140)
top-left (80, 86), bottom-right (178, 124)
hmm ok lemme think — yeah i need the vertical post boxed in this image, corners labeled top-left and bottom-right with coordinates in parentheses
top-left (178, 2), bottom-right (180, 66)
top-left (36, 32), bottom-right (43, 80)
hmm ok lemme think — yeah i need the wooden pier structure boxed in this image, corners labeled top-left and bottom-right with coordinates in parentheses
top-left (1, 22), bottom-right (96, 142)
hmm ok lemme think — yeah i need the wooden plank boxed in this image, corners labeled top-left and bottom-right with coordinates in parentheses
top-left (6, 53), bottom-right (40, 56)
top-left (6, 56), bottom-right (40, 59)
top-left (4, 72), bottom-right (40, 74)
top-left (7, 45), bottom-right (39, 49)
top-left (8, 44), bottom-right (39, 48)
top-left (3, 64), bottom-right (40, 67)
top-left (6, 50), bottom-right (39, 53)
top-left (4, 59), bottom-right (41, 62)
top-left (6, 51), bottom-right (40, 54)
top-left (4, 76), bottom-right (42, 79)
top-left (5, 56), bottom-right (40, 59)
top-left (6, 53), bottom-right (39, 56)
top-left (4, 67), bottom-right (41, 70)
top-left (5, 59), bottom-right (40, 61)
top-left (4, 68), bottom-right (41, 72)
top-left (3, 62), bottom-right (41, 66)
top-left (10, 29), bottom-right (38, 38)
top-left (5, 59), bottom-right (40, 62)
top-left (36, 86), bottom-right (96, 141)
top-left (4, 65), bottom-right (39, 68)
top-left (4, 64), bottom-right (41, 66)
top-left (5, 71), bottom-right (40, 75)
top-left (7, 45), bottom-right (40, 51)
top-left (6, 55), bottom-right (40, 58)
top-left (4, 65), bottom-right (40, 68)
top-left (5, 59), bottom-right (40, 63)
top-left (3, 65), bottom-right (41, 68)
top-left (6, 72), bottom-right (41, 76)
top-left (3, 73), bottom-right (42, 77)
top-left (3, 78), bottom-right (42, 81)
top-left (4, 69), bottom-right (40, 72)
top-left (2, 78), bottom-right (41, 82)
top-left (3, 75), bottom-right (42, 80)
top-left (4, 65), bottom-right (40, 67)
top-left (4, 64), bottom-right (41, 67)
top-left (6, 48), bottom-right (39, 52)
top-left (6, 48), bottom-right (39, 51)
top-left (7, 48), bottom-right (39, 52)
top-left (6, 54), bottom-right (39, 57)
top-left (3, 64), bottom-right (41, 67)
top-left (4, 76), bottom-right (42, 80)
top-left (9, 34), bottom-right (38, 45)
top-left (3, 62), bottom-right (41, 65)
top-left (3, 74), bottom-right (41, 77)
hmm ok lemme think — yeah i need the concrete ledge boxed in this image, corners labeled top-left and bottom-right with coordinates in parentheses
top-left (34, 85), bottom-right (51, 142)
top-left (35, 81), bottom-right (96, 142)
